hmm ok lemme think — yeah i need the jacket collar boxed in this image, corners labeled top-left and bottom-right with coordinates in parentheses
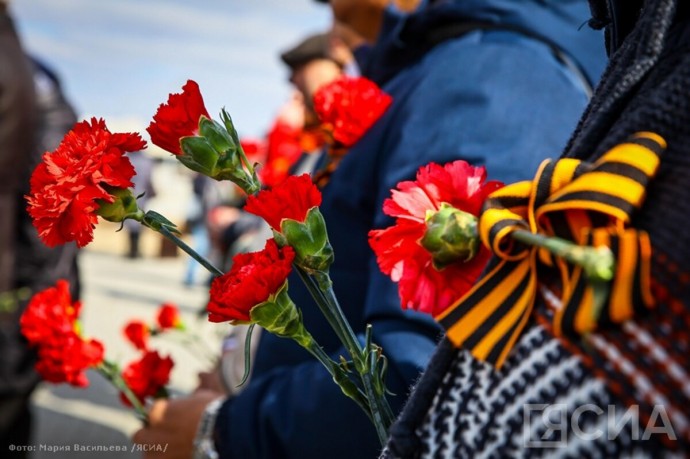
top-left (589, 0), bottom-right (644, 55)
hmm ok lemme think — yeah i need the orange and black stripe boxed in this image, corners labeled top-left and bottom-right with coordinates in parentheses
top-left (437, 132), bottom-right (665, 368)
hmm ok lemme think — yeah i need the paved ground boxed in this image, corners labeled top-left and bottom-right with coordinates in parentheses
top-left (28, 226), bottom-right (228, 459)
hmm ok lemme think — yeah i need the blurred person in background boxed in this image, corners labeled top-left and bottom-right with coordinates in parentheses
top-left (329, 22), bottom-right (365, 76)
top-left (17, 57), bottom-right (81, 296)
top-left (183, 172), bottom-right (214, 286)
top-left (264, 31), bottom-right (346, 184)
top-left (1, 2), bottom-right (81, 454)
top-left (206, 31), bottom-right (348, 269)
top-left (0, 2), bottom-right (38, 454)
top-left (135, 1), bottom-right (605, 457)
top-left (0, 0), bottom-right (34, 299)
top-left (201, 31), bottom-right (355, 395)
top-left (123, 150), bottom-right (156, 259)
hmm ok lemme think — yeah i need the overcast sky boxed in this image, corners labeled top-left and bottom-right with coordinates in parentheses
top-left (11, 0), bottom-right (330, 138)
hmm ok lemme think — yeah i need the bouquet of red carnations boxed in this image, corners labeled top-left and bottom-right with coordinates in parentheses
top-left (23, 77), bottom-right (637, 446)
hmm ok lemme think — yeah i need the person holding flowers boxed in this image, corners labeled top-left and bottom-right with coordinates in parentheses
top-left (123, 0), bottom-right (608, 458)
top-left (382, 0), bottom-right (690, 456)
top-left (20, 1), bottom-right (607, 457)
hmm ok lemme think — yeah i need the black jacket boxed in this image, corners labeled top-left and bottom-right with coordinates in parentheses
top-left (0, 57), bottom-right (80, 399)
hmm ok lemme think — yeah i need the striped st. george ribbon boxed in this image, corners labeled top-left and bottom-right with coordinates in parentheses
top-left (435, 132), bottom-right (665, 368)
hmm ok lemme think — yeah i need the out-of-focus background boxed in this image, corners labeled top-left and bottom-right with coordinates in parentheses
top-left (12, 0), bottom-right (329, 137)
top-left (7, 1), bottom-right (330, 457)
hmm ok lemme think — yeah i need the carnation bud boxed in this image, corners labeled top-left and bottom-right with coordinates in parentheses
top-left (199, 116), bottom-right (237, 154)
top-left (421, 203), bottom-right (480, 269)
top-left (179, 135), bottom-right (220, 175)
top-left (178, 114), bottom-right (260, 194)
top-left (249, 282), bottom-right (311, 347)
top-left (96, 187), bottom-right (144, 223)
top-left (276, 207), bottom-right (334, 274)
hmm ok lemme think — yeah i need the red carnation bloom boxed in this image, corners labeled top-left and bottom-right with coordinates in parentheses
top-left (369, 161), bottom-right (503, 316)
top-left (147, 80), bottom-right (210, 155)
top-left (35, 334), bottom-right (104, 387)
top-left (123, 321), bottom-right (150, 351)
top-left (244, 174), bottom-right (321, 231)
top-left (207, 239), bottom-right (295, 323)
top-left (20, 280), bottom-right (105, 387)
top-left (156, 303), bottom-right (181, 330)
top-left (121, 350), bottom-right (174, 406)
top-left (240, 137), bottom-right (267, 164)
top-left (313, 76), bottom-right (392, 147)
top-left (20, 280), bottom-right (80, 346)
top-left (26, 118), bottom-right (146, 248)
top-left (259, 120), bottom-right (303, 188)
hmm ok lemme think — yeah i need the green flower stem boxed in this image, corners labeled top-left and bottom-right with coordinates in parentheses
top-left (310, 270), bottom-right (394, 446)
top-left (294, 266), bottom-right (352, 356)
top-left (511, 229), bottom-right (615, 282)
top-left (300, 337), bottom-right (372, 424)
top-left (360, 367), bottom-right (393, 446)
top-left (157, 225), bottom-right (224, 276)
top-left (365, 325), bottom-right (395, 425)
top-left (312, 271), bottom-right (365, 372)
top-left (96, 360), bottom-right (147, 423)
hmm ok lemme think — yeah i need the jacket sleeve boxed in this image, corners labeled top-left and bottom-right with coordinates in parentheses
top-left (213, 30), bottom-right (592, 459)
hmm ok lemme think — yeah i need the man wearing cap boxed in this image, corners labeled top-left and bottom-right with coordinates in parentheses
top-left (281, 32), bottom-right (344, 101)
top-left (267, 32), bottom-right (345, 181)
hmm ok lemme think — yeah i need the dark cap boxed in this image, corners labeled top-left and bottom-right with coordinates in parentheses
top-left (280, 33), bottom-right (333, 71)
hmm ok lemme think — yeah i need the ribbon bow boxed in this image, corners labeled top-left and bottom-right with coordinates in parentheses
top-left (436, 132), bottom-right (666, 368)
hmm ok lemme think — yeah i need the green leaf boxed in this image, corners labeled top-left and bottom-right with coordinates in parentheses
top-left (305, 207), bottom-right (330, 250)
top-left (143, 210), bottom-right (180, 234)
top-left (220, 109), bottom-right (241, 146)
top-left (338, 355), bottom-right (352, 372)
top-left (280, 208), bottom-right (334, 272)
top-left (237, 324), bottom-right (256, 388)
top-left (198, 117), bottom-right (236, 153)
top-left (96, 187), bottom-right (142, 223)
top-left (379, 355), bottom-right (396, 396)
top-left (180, 136), bottom-right (219, 174)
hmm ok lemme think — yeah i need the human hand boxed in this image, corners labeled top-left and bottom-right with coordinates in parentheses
top-left (197, 364), bottom-right (228, 395)
top-left (132, 390), bottom-right (224, 459)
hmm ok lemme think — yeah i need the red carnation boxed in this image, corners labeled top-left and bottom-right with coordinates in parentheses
top-left (26, 118), bottom-right (146, 248)
top-left (20, 280), bottom-right (80, 346)
top-left (20, 280), bottom-right (105, 387)
top-left (147, 80), bottom-right (210, 155)
top-left (35, 334), bottom-right (104, 387)
top-left (369, 161), bottom-right (503, 316)
top-left (121, 350), bottom-right (174, 406)
top-left (313, 76), bottom-right (392, 147)
top-left (207, 239), bottom-right (295, 323)
top-left (239, 137), bottom-right (267, 164)
top-left (244, 174), bottom-right (321, 231)
top-left (123, 321), bottom-right (150, 351)
top-left (156, 303), bottom-right (182, 330)
top-left (259, 120), bottom-right (303, 188)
